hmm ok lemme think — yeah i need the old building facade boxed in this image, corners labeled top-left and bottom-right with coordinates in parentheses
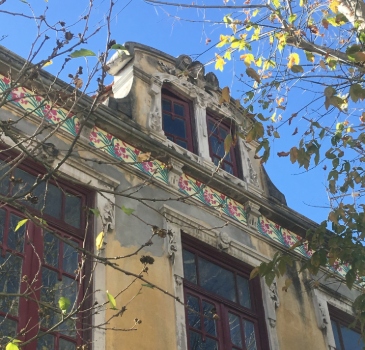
top-left (0, 42), bottom-right (361, 350)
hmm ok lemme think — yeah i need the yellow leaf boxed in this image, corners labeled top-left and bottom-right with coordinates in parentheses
top-left (246, 67), bottom-right (261, 83)
top-left (219, 86), bottom-right (230, 104)
top-left (216, 35), bottom-right (231, 48)
top-left (319, 60), bottom-right (327, 70)
top-left (224, 134), bottom-right (233, 154)
top-left (240, 53), bottom-right (255, 67)
top-left (137, 152), bottom-right (151, 163)
top-left (224, 50), bottom-right (232, 61)
top-left (255, 57), bottom-right (262, 67)
top-left (329, 0), bottom-right (340, 13)
top-left (250, 266), bottom-right (260, 280)
top-left (43, 60), bottom-right (53, 67)
top-left (96, 231), bottom-right (105, 250)
top-left (287, 53), bottom-right (300, 69)
top-left (215, 54), bottom-right (226, 72)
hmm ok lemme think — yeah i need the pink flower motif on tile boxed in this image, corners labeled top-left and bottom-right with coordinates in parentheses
top-left (203, 190), bottom-right (217, 205)
top-left (220, 193), bottom-right (227, 201)
top-left (133, 148), bottom-right (141, 155)
top-left (114, 142), bottom-right (129, 159)
top-left (35, 95), bottom-right (42, 102)
top-left (178, 177), bottom-right (191, 192)
top-left (228, 202), bottom-right (241, 217)
top-left (74, 120), bottom-right (81, 134)
top-left (195, 180), bottom-right (202, 188)
top-left (106, 133), bottom-right (113, 141)
top-left (2, 76), bottom-right (10, 85)
top-left (260, 221), bottom-right (271, 235)
top-left (282, 231), bottom-right (295, 247)
top-left (89, 131), bottom-right (101, 144)
top-left (43, 104), bottom-right (60, 122)
top-left (142, 161), bottom-right (155, 173)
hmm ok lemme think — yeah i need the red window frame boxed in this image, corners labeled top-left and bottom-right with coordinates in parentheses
top-left (0, 151), bottom-right (94, 350)
top-left (329, 304), bottom-right (364, 350)
top-left (161, 88), bottom-right (195, 152)
top-left (206, 115), bottom-right (240, 177)
top-left (182, 233), bottom-right (269, 350)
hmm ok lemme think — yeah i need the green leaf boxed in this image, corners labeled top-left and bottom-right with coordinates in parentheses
top-left (14, 219), bottom-right (28, 232)
top-left (70, 48), bottom-right (96, 58)
top-left (58, 297), bottom-right (71, 314)
top-left (291, 65), bottom-right (304, 73)
top-left (122, 206), bottom-right (134, 215)
top-left (142, 283), bottom-right (155, 289)
top-left (288, 14), bottom-right (297, 23)
top-left (107, 290), bottom-right (117, 310)
top-left (273, 131), bottom-right (280, 138)
top-left (111, 44), bottom-right (127, 51)
top-left (265, 271), bottom-right (276, 287)
top-left (89, 208), bottom-right (101, 217)
top-left (346, 269), bottom-right (356, 289)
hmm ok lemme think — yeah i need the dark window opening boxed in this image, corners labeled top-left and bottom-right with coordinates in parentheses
top-left (162, 88), bottom-right (194, 152)
top-left (183, 233), bottom-right (268, 350)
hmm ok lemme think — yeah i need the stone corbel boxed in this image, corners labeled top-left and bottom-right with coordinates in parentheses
top-left (217, 231), bottom-right (231, 251)
top-left (33, 142), bottom-right (59, 165)
top-left (168, 158), bottom-right (184, 190)
top-left (168, 231), bottom-right (178, 264)
top-left (102, 201), bottom-right (115, 232)
top-left (311, 287), bottom-right (336, 350)
top-left (148, 77), bottom-right (165, 140)
top-left (244, 201), bottom-right (261, 229)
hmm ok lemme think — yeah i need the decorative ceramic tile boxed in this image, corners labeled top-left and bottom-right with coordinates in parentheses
top-left (178, 173), bottom-right (247, 225)
top-left (0, 74), bottom-right (80, 136)
top-left (89, 126), bottom-right (169, 184)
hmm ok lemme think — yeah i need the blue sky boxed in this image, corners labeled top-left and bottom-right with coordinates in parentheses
top-left (0, 0), bottom-right (332, 224)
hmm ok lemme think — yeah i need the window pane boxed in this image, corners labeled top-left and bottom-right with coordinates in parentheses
top-left (243, 320), bottom-right (257, 350)
top-left (43, 231), bottom-right (59, 268)
top-left (183, 249), bottom-right (197, 284)
top-left (44, 184), bottom-right (62, 219)
top-left (176, 140), bottom-right (188, 149)
top-left (0, 161), bottom-right (10, 195)
top-left (219, 127), bottom-right (228, 140)
top-left (65, 194), bottom-right (81, 228)
top-left (162, 99), bottom-right (171, 112)
top-left (163, 114), bottom-right (187, 138)
top-left (174, 103), bottom-right (185, 116)
top-left (203, 301), bottom-right (217, 336)
top-left (0, 316), bottom-right (17, 347)
top-left (207, 120), bottom-right (218, 135)
top-left (209, 136), bottom-right (224, 158)
top-left (228, 313), bottom-right (242, 348)
top-left (340, 324), bottom-right (364, 350)
top-left (331, 320), bottom-right (342, 350)
top-left (36, 333), bottom-right (55, 350)
top-left (8, 213), bottom-right (25, 252)
top-left (189, 330), bottom-right (219, 350)
top-left (198, 257), bottom-right (236, 302)
top-left (0, 253), bottom-right (22, 315)
top-left (0, 208), bottom-right (5, 244)
top-left (187, 294), bottom-right (201, 329)
top-left (59, 338), bottom-right (76, 350)
top-left (63, 241), bottom-right (79, 275)
top-left (13, 168), bottom-right (35, 197)
top-left (223, 163), bottom-right (234, 175)
top-left (237, 276), bottom-right (251, 309)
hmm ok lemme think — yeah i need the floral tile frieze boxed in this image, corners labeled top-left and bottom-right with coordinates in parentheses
top-left (178, 173), bottom-right (247, 225)
top-left (0, 74), bottom-right (80, 136)
top-left (89, 126), bottom-right (169, 184)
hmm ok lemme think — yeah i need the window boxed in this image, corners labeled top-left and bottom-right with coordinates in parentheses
top-left (161, 88), bottom-right (194, 152)
top-left (206, 116), bottom-right (239, 177)
top-left (182, 234), bottom-right (269, 350)
top-left (0, 156), bottom-right (93, 350)
top-left (329, 305), bottom-right (364, 350)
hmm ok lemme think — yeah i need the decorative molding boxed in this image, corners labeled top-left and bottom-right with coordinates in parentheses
top-left (247, 157), bottom-right (259, 187)
top-left (102, 201), bottom-right (115, 232)
top-left (269, 279), bottom-right (280, 310)
top-left (168, 158), bottom-right (184, 190)
top-left (244, 201), bottom-right (261, 229)
top-left (217, 231), bottom-right (230, 251)
top-left (168, 233), bottom-right (178, 264)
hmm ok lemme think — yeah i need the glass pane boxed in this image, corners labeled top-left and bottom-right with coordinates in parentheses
top-left (32, 181), bottom-right (46, 211)
top-left (162, 99), bottom-right (171, 112)
top-left (243, 320), bottom-right (257, 350)
top-left (176, 140), bottom-right (188, 149)
top-left (163, 114), bottom-right (187, 138)
top-left (43, 231), bottom-right (59, 268)
top-left (36, 333), bottom-right (55, 350)
top-left (331, 320), bottom-right (342, 350)
top-left (228, 313), bottom-right (242, 348)
top-left (0, 316), bottom-right (17, 347)
top-left (189, 330), bottom-right (219, 350)
top-left (341, 324), bottom-right (364, 349)
top-left (63, 241), bottom-right (79, 275)
top-left (65, 194), bottom-right (81, 228)
top-left (174, 103), bottom-right (185, 116)
top-left (44, 184), bottom-right (62, 219)
top-left (0, 208), bottom-right (5, 244)
top-left (0, 253), bottom-right (22, 315)
top-left (59, 338), bottom-right (76, 350)
top-left (13, 168), bottom-right (35, 197)
top-left (8, 213), bottom-right (25, 252)
top-left (219, 127), bottom-right (228, 139)
top-left (183, 249), bottom-right (197, 284)
top-left (223, 163), bottom-right (234, 175)
top-left (237, 276), bottom-right (251, 309)
top-left (198, 257), bottom-right (236, 302)
top-left (202, 301), bottom-right (217, 336)
top-left (187, 294), bottom-right (201, 329)
top-left (41, 268), bottom-right (78, 337)
top-left (207, 120), bottom-right (218, 135)
top-left (209, 136), bottom-right (224, 158)
top-left (0, 161), bottom-right (10, 195)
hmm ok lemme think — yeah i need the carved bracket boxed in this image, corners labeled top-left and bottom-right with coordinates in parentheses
top-left (244, 201), bottom-right (261, 229)
top-left (102, 201), bottom-right (115, 232)
top-left (148, 77), bottom-right (164, 135)
top-left (217, 231), bottom-right (231, 251)
top-left (168, 231), bottom-right (178, 264)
